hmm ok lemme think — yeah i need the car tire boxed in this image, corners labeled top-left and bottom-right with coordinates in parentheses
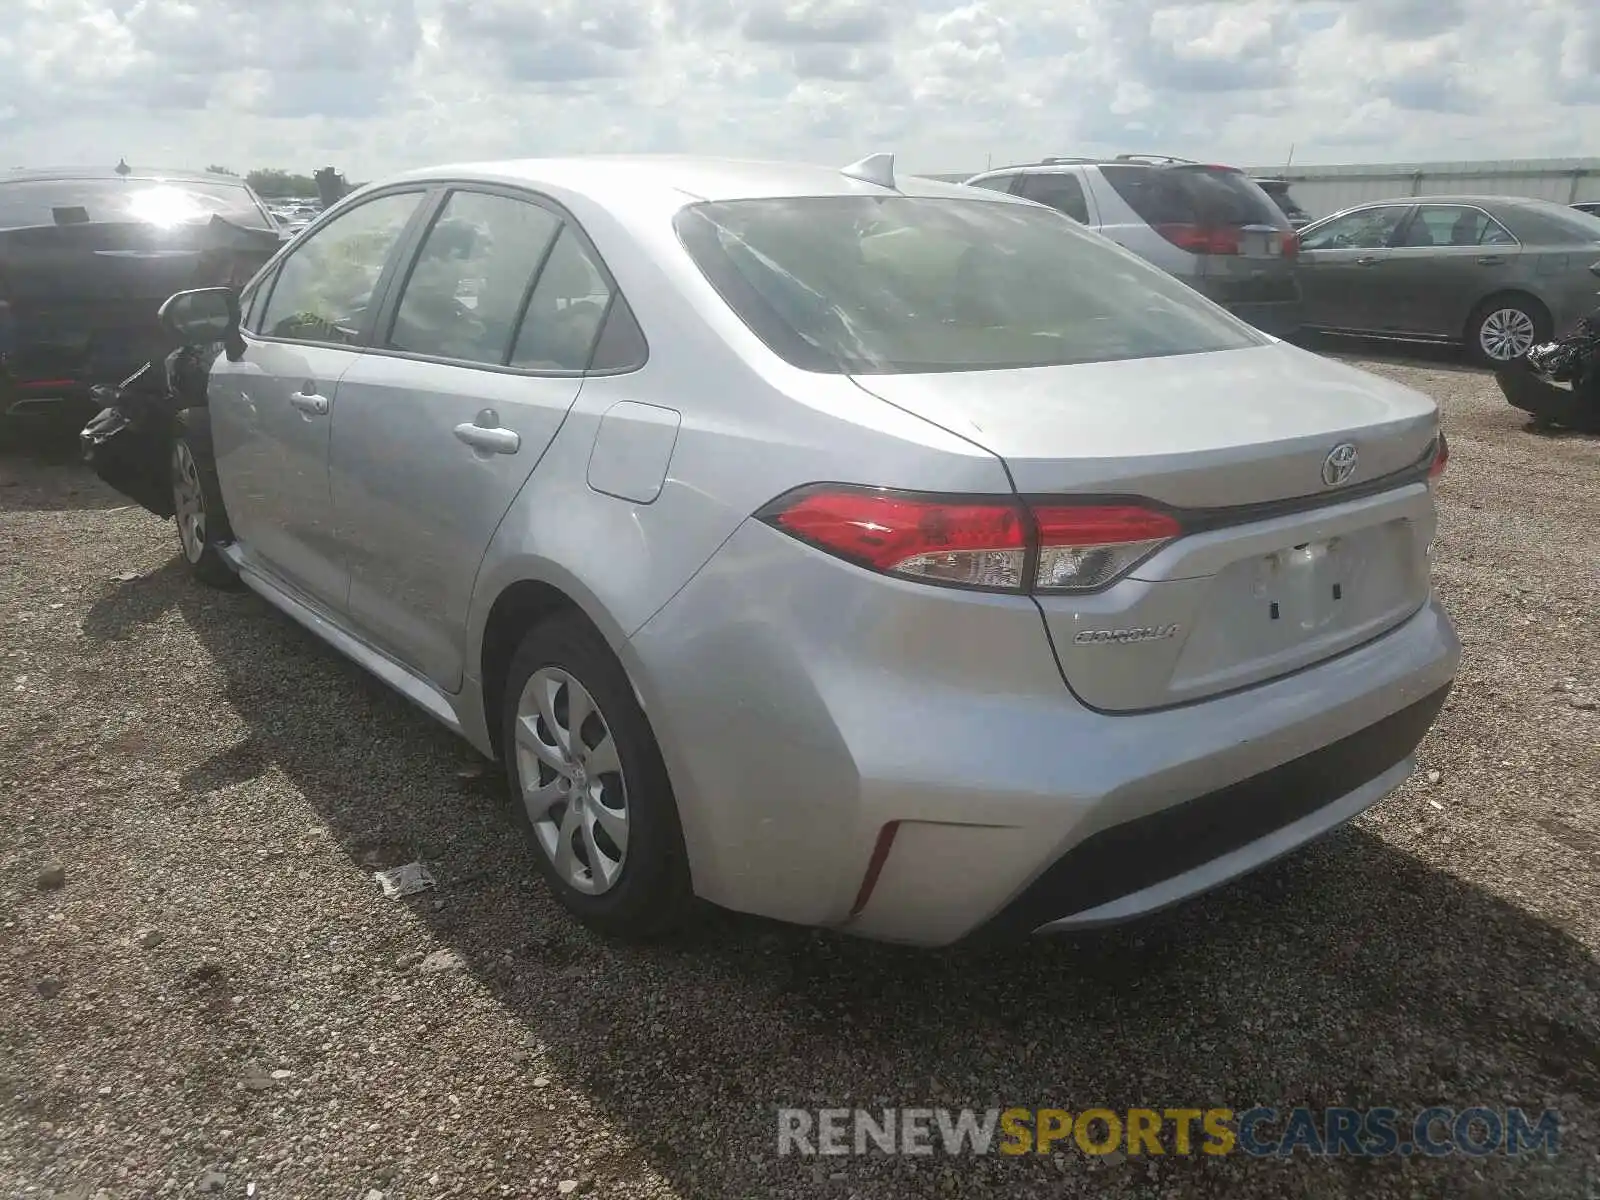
top-left (500, 611), bottom-right (694, 939)
top-left (1466, 295), bottom-right (1550, 367)
top-left (170, 408), bottom-right (241, 590)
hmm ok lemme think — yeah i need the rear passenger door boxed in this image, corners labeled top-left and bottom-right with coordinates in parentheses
top-left (327, 186), bottom-right (641, 692)
top-left (1385, 204), bottom-right (1520, 338)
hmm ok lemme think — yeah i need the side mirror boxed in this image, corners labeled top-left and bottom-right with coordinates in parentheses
top-left (159, 287), bottom-right (245, 361)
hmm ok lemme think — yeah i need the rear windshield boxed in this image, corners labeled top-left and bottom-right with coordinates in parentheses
top-left (0, 178), bottom-right (270, 232)
top-left (1101, 165), bottom-right (1290, 230)
top-left (674, 195), bottom-right (1265, 375)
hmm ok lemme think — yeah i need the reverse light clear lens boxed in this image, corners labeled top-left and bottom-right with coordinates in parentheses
top-left (1036, 539), bottom-right (1169, 590)
top-left (893, 548), bottom-right (1027, 589)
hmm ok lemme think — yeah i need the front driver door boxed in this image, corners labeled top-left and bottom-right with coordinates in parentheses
top-left (329, 188), bottom-right (638, 691)
top-left (1296, 204), bottom-right (1412, 332)
top-left (208, 189), bottom-right (427, 610)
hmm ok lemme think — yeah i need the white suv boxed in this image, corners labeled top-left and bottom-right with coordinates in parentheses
top-left (965, 155), bottom-right (1304, 337)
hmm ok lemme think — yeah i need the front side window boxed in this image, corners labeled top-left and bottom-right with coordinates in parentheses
top-left (386, 191), bottom-right (562, 366)
top-left (675, 195), bottom-right (1265, 375)
top-left (966, 174), bottom-right (1018, 195)
top-left (1016, 173), bottom-right (1090, 223)
top-left (1300, 206), bottom-right (1410, 251)
top-left (258, 191), bottom-right (423, 345)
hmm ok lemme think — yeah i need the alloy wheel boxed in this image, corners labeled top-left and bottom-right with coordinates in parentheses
top-left (172, 440), bottom-right (206, 563)
top-left (514, 666), bottom-right (630, 895)
top-left (1478, 307), bottom-right (1537, 362)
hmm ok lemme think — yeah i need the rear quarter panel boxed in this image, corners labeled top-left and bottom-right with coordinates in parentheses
top-left (461, 188), bottom-right (1013, 712)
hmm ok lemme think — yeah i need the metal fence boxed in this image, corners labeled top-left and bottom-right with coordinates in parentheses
top-left (918, 159), bottom-right (1600, 220)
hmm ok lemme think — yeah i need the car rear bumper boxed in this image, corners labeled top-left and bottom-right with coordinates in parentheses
top-left (627, 519), bottom-right (1460, 947)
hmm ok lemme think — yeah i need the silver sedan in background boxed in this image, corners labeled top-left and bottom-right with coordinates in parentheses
top-left (156, 154), bottom-right (1460, 947)
top-left (1295, 194), bottom-right (1600, 363)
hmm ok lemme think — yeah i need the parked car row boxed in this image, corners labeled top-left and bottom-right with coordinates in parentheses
top-left (69, 151), bottom-right (1460, 948)
top-left (965, 156), bottom-right (1600, 364)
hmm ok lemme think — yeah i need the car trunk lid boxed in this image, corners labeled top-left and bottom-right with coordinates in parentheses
top-left (853, 342), bottom-right (1442, 711)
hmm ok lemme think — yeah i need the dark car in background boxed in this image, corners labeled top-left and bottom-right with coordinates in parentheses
top-left (964, 155), bottom-right (1303, 337)
top-left (0, 166), bottom-right (284, 429)
top-left (1295, 195), bottom-right (1600, 364)
top-left (1253, 178), bottom-right (1313, 229)
top-left (1574, 201), bottom-right (1600, 219)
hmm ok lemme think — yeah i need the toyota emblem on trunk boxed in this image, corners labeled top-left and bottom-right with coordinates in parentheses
top-left (1321, 443), bottom-right (1359, 487)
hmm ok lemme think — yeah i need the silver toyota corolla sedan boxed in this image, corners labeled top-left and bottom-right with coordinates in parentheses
top-left (152, 153), bottom-right (1460, 947)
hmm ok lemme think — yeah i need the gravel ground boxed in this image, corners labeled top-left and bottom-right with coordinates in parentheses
top-left (3, 354), bottom-right (1598, 1200)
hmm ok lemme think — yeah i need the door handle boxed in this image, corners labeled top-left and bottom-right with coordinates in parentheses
top-left (289, 388), bottom-right (329, 415)
top-left (454, 408), bottom-right (520, 455)
top-left (1477, 255), bottom-right (1507, 266)
top-left (1354, 255), bottom-right (1381, 266)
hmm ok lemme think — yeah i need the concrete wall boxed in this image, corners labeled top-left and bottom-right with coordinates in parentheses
top-left (918, 160), bottom-right (1600, 220)
top-left (1241, 159), bottom-right (1600, 220)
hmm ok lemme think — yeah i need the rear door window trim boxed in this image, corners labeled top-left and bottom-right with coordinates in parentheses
top-left (360, 180), bottom-right (648, 379)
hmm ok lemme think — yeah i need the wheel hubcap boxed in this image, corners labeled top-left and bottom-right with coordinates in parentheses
top-left (513, 666), bottom-right (629, 895)
top-left (1480, 308), bottom-right (1536, 362)
top-left (171, 441), bottom-right (206, 563)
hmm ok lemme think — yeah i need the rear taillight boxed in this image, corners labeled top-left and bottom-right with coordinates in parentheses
top-left (1153, 223), bottom-right (1241, 255)
top-left (758, 485), bottom-right (1181, 594)
top-left (1032, 504), bottom-right (1183, 590)
top-left (1282, 231), bottom-right (1299, 260)
top-left (1428, 431), bottom-right (1449, 480)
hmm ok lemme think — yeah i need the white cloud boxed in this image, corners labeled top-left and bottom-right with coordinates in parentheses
top-left (0, 0), bottom-right (1595, 180)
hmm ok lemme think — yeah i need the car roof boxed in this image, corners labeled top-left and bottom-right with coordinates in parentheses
top-left (1339, 194), bottom-right (1558, 209)
top-left (383, 155), bottom-right (1018, 211)
top-left (0, 165), bottom-right (248, 186)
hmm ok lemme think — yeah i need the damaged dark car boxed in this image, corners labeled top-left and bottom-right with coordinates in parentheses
top-left (1496, 305), bottom-right (1600, 433)
top-left (0, 164), bottom-right (284, 433)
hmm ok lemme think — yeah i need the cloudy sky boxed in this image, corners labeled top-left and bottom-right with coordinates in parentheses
top-left (2, 0), bottom-right (1597, 180)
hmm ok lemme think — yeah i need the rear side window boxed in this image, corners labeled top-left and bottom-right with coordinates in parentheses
top-left (0, 178), bottom-right (272, 232)
top-left (1015, 173), bottom-right (1090, 223)
top-left (675, 195), bottom-right (1263, 375)
top-left (587, 295), bottom-right (648, 372)
top-left (966, 174), bottom-right (1018, 195)
top-left (509, 227), bottom-right (614, 371)
top-left (1406, 205), bottom-right (1516, 248)
top-left (1101, 165), bottom-right (1289, 230)
top-left (385, 190), bottom-right (562, 366)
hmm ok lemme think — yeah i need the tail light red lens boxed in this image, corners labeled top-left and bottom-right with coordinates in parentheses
top-left (758, 486), bottom-right (1181, 594)
top-left (1154, 223), bottom-right (1241, 256)
top-left (1428, 431), bottom-right (1449, 480)
top-left (1282, 231), bottom-right (1299, 259)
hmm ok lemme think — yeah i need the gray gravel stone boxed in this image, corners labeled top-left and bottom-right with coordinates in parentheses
top-left (35, 862), bottom-right (66, 890)
top-left (4, 359), bottom-right (1599, 1198)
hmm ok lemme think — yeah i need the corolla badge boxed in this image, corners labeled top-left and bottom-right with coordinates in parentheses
top-left (1321, 442), bottom-right (1359, 487)
top-left (1073, 624), bottom-right (1180, 645)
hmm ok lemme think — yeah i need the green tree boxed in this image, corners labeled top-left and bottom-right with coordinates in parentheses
top-left (246, 168), bottom-right (320, 198)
